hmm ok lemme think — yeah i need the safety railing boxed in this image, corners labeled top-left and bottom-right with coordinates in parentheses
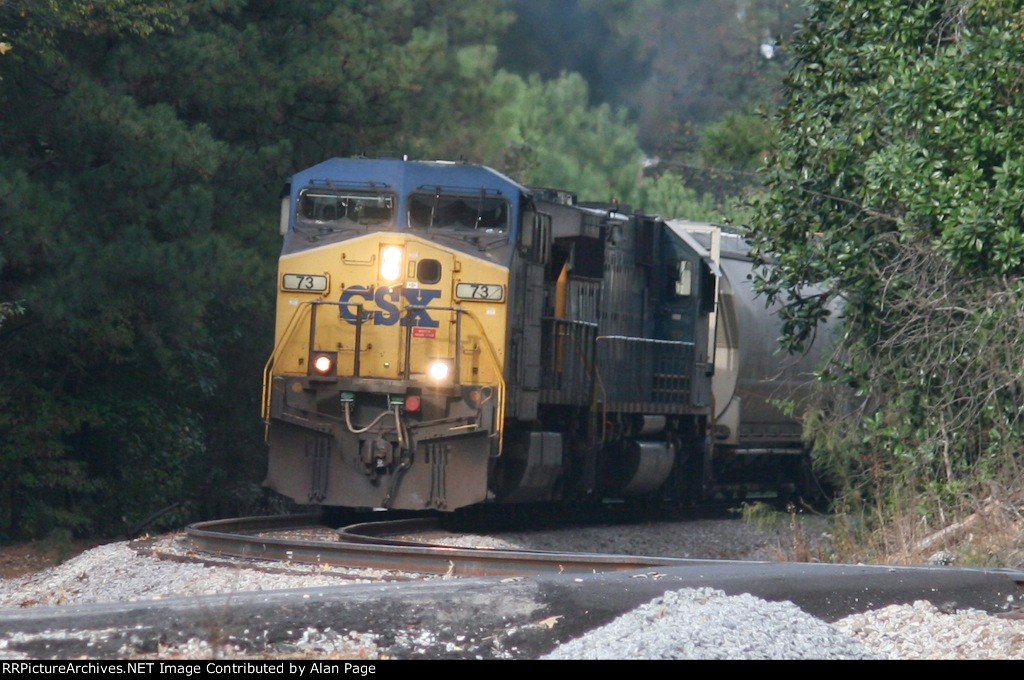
top-left (401, 305), bottom-right (464, 382)
top-left (400, 304), bottom-right (506, 454)
top-left (595, 335), bottom-right (695, 411)
top-left (539, 318), bottom-right (598, 404)
top-left (264, 299), bottom-right (508, 453)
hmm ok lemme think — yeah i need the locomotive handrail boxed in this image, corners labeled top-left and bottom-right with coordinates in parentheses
top-left (306, 299), bottom-right (366, 376)
top-left (595, 335), bottom-right (697, 347)
top-left (399, 307), bottom-right (468, 385)
top-left (261, 299), bottom-right (367, 424)
top-left (551, 319), bottom-right (599, 328)
top-left (460, 307), bottom-right (507, 456)
top-left (262, 300), bottom-right (315, 422)
top-left (594, 335), bottom-right (698, 412)
top-left (400, 303), bottom-right (506, 455)
top-left (540, 317), bottom-right (597, 395)
top-left (262, 299), bottom-right (505, 454)
top-left (538, 317), bottom-right (611, 442)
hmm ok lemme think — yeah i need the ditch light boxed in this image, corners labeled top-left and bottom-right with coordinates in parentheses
top-left (427, 359), bottom-right (454, 382)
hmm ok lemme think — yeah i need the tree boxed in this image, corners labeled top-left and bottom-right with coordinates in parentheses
top-left (0, 0), bottom-right (510, 538)
top-left (477, 71), bottom-right (644, 203)
top-left (498, 0), bottom-right (802, 161)
top-left (0, 0), bottom-right (229, 537)
top-left (473, 70), bottom-right (738, 221)
top-left (581, 0), bottom-right (801, 157)
top-left (752, 0), bottom-right (1024, 544)
top-left (496, 0), bottom-right (649, 107)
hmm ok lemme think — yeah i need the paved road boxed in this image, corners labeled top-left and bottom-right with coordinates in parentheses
top-left (1, 560), bottom-right (1022, 659)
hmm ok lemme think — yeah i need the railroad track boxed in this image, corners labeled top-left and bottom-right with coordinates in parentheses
top-left (185, 513), bottom-right (707, 576)
top-left (2, 513), bottom-right (1021, 661)
top-left (183, 514), bottom-right (1024, 623)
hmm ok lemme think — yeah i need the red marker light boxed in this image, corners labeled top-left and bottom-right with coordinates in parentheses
top-left (404, 395), bottom-right (421, 412)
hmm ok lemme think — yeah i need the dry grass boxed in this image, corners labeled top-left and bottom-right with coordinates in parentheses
top-left (824, 480), bottom-right (1024, 568)
top-left (738, 475), bottom-right (1024, 569)
top-left (0, 537), bottom-right (100, 579)
top-left (738, 502), bottom-right (834, 563)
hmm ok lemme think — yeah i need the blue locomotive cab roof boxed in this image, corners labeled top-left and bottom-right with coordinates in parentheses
top-left (288, 158), bottom-right (526, 240)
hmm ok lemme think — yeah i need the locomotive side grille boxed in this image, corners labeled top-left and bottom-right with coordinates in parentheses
top-left (539, 318), bottom-right (597, 404)
top-left (595, 336), bottom-right (697, 413)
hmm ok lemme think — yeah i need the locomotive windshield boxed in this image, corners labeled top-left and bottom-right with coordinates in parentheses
top-left (297, 190), bottom-right (394, 227)
top-left (408, 192), bottom-right (508, 232)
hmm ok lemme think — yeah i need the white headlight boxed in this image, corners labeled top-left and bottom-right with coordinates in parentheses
top-left (313, 355), bottom-right (334, 374)
top-left (380, 245), bottom-right (403, 282)
top-left (428, 360), bottom-right (451, 381)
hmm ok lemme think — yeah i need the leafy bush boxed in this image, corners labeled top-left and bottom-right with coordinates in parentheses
top-left (752, 0), bottom-right (1024, 559)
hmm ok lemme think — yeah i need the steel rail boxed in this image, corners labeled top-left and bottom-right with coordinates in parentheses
top-left (186, 514), bottom-right (700, 576)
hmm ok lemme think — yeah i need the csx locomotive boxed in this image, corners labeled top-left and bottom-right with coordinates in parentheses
top-left (262, 158), bottom-right (821, 510)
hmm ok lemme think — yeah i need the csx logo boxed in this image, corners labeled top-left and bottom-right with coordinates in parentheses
top-left (339, 286), bottom-right (441, 328)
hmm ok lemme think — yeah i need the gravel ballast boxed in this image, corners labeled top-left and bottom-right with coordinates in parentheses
top-left (1, 523), bottom-right (1023, 660)
top-left (543, 588), bottom-right (877, 660)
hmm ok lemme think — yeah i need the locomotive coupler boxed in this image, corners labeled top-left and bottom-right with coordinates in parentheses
top-left (359, 437), bottom-right (394, 479)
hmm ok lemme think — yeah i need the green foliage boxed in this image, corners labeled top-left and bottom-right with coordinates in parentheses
top-left (753, 0), bottom-right (1024, 539)
top-left (738, 501), bottom-right (782, 532)
top-left (636, 172), bottom-right (738, 223)
top-left (0, 0), bottom-right (193, 67)
top-left (0, 0), bottom-right (510, 539)
top-left (698, 112), bottom-right (772, 174)
top-left (580, 0), bottom-right (802, 157)
top-left (475, 71), bottom-right (741, 221)
top-left (498, 0), bottom-right (800, 200)
top-left (477, 71), bottom-right (645, 203)
top-left (754, 0), bottom-right (1024, 347)
top-left (0, 0), bottom-right (772, 540)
